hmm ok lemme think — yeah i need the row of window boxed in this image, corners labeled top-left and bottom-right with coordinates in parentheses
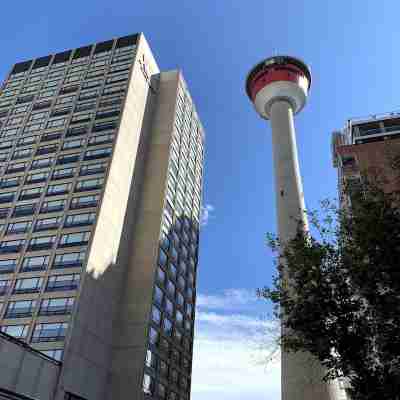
top-left (1, 162), bottom-right (107, 188)
top-left (3, 65), bottom-right (131, 98)
top-left (0, 231), bottom-right (90, 254)
top-left (0, 177), bottom-right (104, 204)
top-left (0, 251), bottom-right (86, 274)
top-left (6, 44), bottom-right (135, 81)
top-left (3, 50), bottom-right (133, 93)
top-left (0, 146), bottom-right (112, 167)
top-left (0, 120), bottom-right (117, 151)
top-left (3, 295), bottom-right (76, 318)
top-left (0, 273), bottom-right (79, 296)
top-left (1, 321), bottom-right (68, 342)
top-left (0, 195), bottom-right (99, 222)
top-left (0, 78), bottom-right (129, 109)
top-left (0, 93), bottom-right (123, 128)
top-left (2, 211), bottom-right (95, 236)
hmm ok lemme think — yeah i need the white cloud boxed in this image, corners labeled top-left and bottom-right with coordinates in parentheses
top-left (191, 290), bottom-right (281, 400)
top-left (200, 204), bottom-right (215, 227)
top-left (196, 288), bottom-right (259, 311)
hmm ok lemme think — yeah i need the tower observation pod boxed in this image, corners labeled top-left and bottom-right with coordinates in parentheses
top-left (246, 56), bottom-right (342, 400)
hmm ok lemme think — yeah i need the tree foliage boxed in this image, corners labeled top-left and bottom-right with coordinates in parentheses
top-left (259, 180), bottom-right (400, 400)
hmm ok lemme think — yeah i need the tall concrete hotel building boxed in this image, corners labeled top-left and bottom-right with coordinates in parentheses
top-left (0, 33), bottom-right (204, 400)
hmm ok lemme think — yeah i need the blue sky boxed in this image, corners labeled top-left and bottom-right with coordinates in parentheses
top-left (2, 1), bottom-right (400, 398)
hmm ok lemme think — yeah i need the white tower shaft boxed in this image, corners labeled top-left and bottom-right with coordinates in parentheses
top-left (269, 99), bottom-right (342, 400)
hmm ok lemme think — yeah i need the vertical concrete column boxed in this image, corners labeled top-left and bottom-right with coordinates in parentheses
top-left (269, 99), bottom-right (339, 400)
top-left (270, 100), bottom-right (307, 240)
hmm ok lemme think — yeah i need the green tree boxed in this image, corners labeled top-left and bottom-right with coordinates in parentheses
top-left (259, 179), bottom-right (400, 400)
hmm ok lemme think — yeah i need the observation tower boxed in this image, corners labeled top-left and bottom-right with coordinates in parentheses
top-left (245, 56), bottom-right (340, 400)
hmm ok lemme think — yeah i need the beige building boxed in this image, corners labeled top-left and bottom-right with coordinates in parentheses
top-left (0, 33), bottom-right (204, 400)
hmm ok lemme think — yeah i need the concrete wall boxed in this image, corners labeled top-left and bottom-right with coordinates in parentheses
top-left (0, 333), bottom-right (60, 400)
top-left (108, 71), bottom-right (179, 400)
top-left (55, 34), bottom-right (161, 400)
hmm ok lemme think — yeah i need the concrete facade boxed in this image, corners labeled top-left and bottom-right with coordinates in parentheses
top-left (0, 332), bottom-right (60, 400)
top-left (0, 33), bottom-right (204, 400)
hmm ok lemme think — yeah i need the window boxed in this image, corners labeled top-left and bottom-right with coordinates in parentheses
top-left (0, 177), bottom-right (20, 189)
top-left (0, 207), bottom-right (10, 219)
top-left (154, 286), bottom-right (164, 306)
top-left (30, 111), bottom-right (48, 121)
top-left (47, 118), bottom-right (66, 129)
top-left (41, 130), bottom-right (63, 142)
top-left (6, 299), bottom-right (37, 318)
top-left (148, 326), bottom-right (159, 345)
top-left (36, 144), bottom-right (58, 155)
top-left (74, 178), bottom-right (104, 192)
top-left (92, 121), bottom-right (116, 132)
top-left (82, 78), bottom-right (103, 89)
top-left (23, 122), bottom-right (44, 133)
top-left (59, 232), bottom-right (90, 247)
top-left (25, 171), bottom-right (49, 184)
top-left (0, 258), bottom-right (17, 274)
top-left (6, 162), bottom-right (27, 174)
top-left (0, 140), bottom-right (15, 150)
top-left (70, 112), bottom-right (92, 125)
top-left (0, 151), bottom-right (9, 162)
top-left (95, 108), bottom-right (120, 120)
top-left (64, 213), bottom-right (96, 228)
top-left (40, 199), bottom-right (65, 213)
top-left (0, 239), bottom-right (25, 253)
top-left (70, 195), bottom-right (99, 209)
top-left (87, 132), bottom-right (115, 146)
top-left (46, 273), bottom-right (80, 291)
top-left (32, 322), bottom-right (68, 342)
top-left (79, 162), bottom-right (107, 176)
top-left (21, 255), bottom-right (50, 272)
top-left (13, 203), bottom-right (36, 217)
top-left (66, 125), bottom-right (88, 138)
top-left (53, 252), bottom-right (86, 269)
top-left (34, 217), bottom-right (62, 231)
top-left (32, 100), bottom-right (51, 111)
top-left (78, 89), bottom-right (99, 101)
top-left (56, 95), bottom-right (75, 105)
top-left (31, 157), bottom-right (53, 170)
top-left (12, 148), bottom-right (33, 160)
top-left (19, 187), bottom-right (43, 200)
top-left (151, 305), bottom-right (161, 325)
top-left (28, 235), bottom-right (56, 251)
top-left (59, 85), bottom-right (78, 95)
top-left (6, 220), bottom-right (32, 235)
top-left (56, 153), bottom-right (80, 165)
top-left (83, 147), bottom-right (112, 160)
top-left (102, 84), bottom-right (125, 96)
top-left (41, 348), bottom-right (63, 361)
top-left (142, 374), bottom-right (154, 395)
top-left (13, 277), bottom-right (43, 294)
top-left (0, 279), bottom-right (12, 296)
top-left (47, 183), bottom-right (71, 196)
top-left (2, 127), bottom-right (19, 137)
top-left (145, 349), bottom-right (156, 368)
top-left (75, 101), bottom-right (96, 113)
top-left (158, 248), bottom-right (167, 267)
top-left (62, 139), bottom-right (84, 150)
top-left (39, 297), bottom-right (74, 316)
top-left (52, 167), bottom-right (75, 180)
top-left (0, 324), bottom-right (29, 339)
top-left (162, 318), bottom-right (173, 336)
